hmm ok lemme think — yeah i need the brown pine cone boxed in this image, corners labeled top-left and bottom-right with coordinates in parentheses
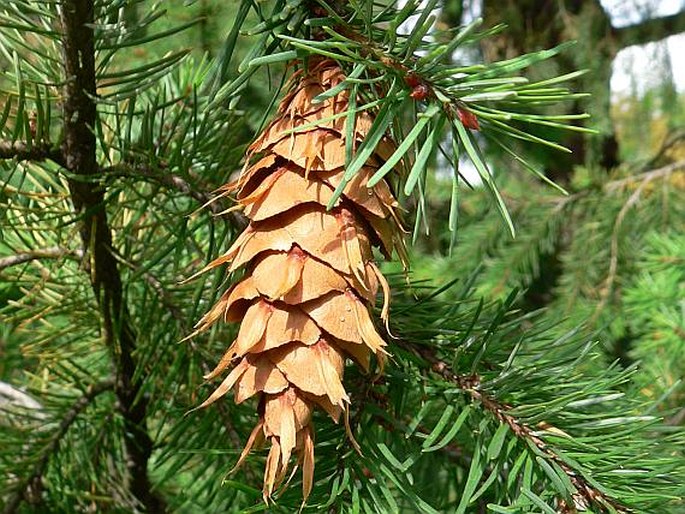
top-left (193, 58), bottom-right (406, 501)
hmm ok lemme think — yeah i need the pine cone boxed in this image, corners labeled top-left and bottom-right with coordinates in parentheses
top-left (194, 59), bottom-right (406, 501)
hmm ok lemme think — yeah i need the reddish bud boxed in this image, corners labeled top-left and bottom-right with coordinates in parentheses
top-left (457, 108), bottom-right (479, 130)
top-left (404, 73), bottom-right (421, 88)
top-left (29, 112), bottom-right (38, 138)
top-left (410, 84), bottom-right (429, 101)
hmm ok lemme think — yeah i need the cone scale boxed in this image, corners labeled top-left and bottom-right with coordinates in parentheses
top-left (194, 59), bottom-right (405, 500)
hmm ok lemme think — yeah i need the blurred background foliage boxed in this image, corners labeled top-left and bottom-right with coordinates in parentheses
top-left (1, 0), bottom-right (684, 512)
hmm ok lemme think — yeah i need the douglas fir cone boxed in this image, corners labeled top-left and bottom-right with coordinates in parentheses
top-left (192, 58), bottom-right (406, 501)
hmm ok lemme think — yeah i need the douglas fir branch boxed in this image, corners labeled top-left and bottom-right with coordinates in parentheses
top-left (192, 58), bottom-right (407, 500)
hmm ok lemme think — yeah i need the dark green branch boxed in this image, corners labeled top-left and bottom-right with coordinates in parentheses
top-left (59, 1), bottom-right (164, 512)
top-left (615, 10), bottom-right (685, 48)
top-left (2, 380), bottom-right (115, 514)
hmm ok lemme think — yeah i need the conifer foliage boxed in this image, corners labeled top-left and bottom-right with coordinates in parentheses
top-left (191, 58), bottom-right (404, 500)
top-left (1, 1), bottom-right (684, 513)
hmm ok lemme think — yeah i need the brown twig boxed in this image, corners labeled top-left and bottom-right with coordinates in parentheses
top-left (604, 160), bottom-right (685, 193)
top-left (592, 161), bottom-right (684, 323)
top-left (0, 140), bottom-right (65, 167)
top-left (396, 339), bottom-right (629, 513)
top-left (2, 379), bottom-right (115, 514)
top-left (103, 162), bottom-right (249, 230)
top-left (643, 130), bottom-right (685, 170)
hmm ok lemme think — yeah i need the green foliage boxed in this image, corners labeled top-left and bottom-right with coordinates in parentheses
top-left (1, 1), bottom-right (684, 513)
top-left (623, 231), bottom-right (685, 413)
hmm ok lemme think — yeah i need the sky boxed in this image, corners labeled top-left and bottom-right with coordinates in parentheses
top-left (605, 0), bottom-right (685, 94)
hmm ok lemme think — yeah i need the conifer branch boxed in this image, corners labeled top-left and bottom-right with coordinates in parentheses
top-left (113, 253), bottom-right (250, 458)
top-left (103, 162), bottom-right (215, 210)
top-left (0, 247), bottom-right (83, 271)
top-left (59, 1), bottom-right (164, 511)
top-left (398, 339), bottom-right (629, 513)
top-left (594, 161), bottom-right (685, 322)
top-left (146, 280), bottom-right (250, 456)
top-left (103, 162), bottom-right (248, 229)
top-left (2, 379), bottom-right (115, 514)
top-left (644, 130), bottom-right (685, 169)
top-left (333, 24), bottom-right (457, 113)
top-left (0, 140), bottom-right (65, 167)
top-left (604, 160), bottom-right (685, 193)
top-left (3, 2), bottom-right (681, 510)
top-left (550, 160), bottom-right (685, 209)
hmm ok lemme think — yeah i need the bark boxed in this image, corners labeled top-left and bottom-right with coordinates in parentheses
top-left (59, 1), bottom-right (164, 511)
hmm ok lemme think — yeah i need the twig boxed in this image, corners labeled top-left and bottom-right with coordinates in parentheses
top-left (0, 140), bottom-right (65, 167)
top-left (2, 379), bottom-right (115, 514)
top-left (604, 160), bottom-right (685, 193)
top-left (643, 131), bottom-right (685, 170)
top-left (667, 407), bottom-right (685, 426)
top-left (547, 160), bottom-right (685, 210)
top-left (111, 252), bottom-right (253, 470)
top-left (397, 339), bottom-right (629, 513)
top-left (0, 247), bottom-right (83, 271)
top-left (103, 162), bottom-right (249, 230)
